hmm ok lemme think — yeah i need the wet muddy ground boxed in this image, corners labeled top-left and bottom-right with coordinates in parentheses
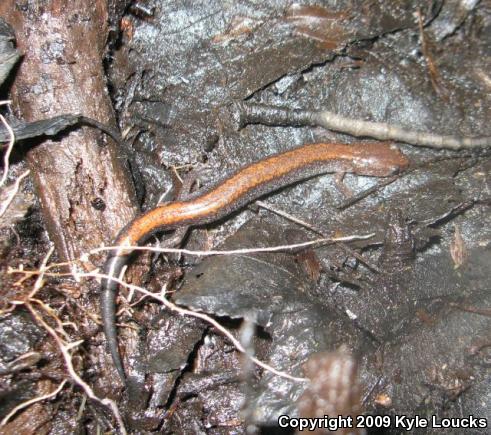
top-left (0, 1), bottom-right (490, 434)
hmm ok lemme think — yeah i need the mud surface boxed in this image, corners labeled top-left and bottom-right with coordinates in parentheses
top-left (0, 1), bottom-right (490, 434)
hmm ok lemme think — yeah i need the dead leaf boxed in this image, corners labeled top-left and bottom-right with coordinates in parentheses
top-left (450, 224), bottom-right (467, 268)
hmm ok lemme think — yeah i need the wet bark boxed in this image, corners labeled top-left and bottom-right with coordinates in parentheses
top-left (0, 0), bottom-right (137, 263)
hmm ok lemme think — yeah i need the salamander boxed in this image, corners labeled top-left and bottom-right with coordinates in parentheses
top-left (101, 142), bottom-right (409, 384)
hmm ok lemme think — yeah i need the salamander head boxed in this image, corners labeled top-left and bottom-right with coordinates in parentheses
top-left (351, 142), bottom-right (409, 176)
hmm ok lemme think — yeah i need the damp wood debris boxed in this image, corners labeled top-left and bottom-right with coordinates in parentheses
top-left (0, 2), bottom-right (490, 434)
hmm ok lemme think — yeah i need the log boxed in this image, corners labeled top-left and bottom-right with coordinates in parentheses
top-left (0, 0), bottom-right (137, 263)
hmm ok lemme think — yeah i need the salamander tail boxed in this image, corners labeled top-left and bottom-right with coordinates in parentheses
top-left (101, 254), bottom-right (129, 386)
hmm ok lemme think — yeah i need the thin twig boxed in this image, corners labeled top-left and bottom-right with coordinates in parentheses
top-left (449, 303), bottom-right (491, 317)
top-left (255, 200), bottom-right (324, 236)
top-left (0, 114), bottom-right (15, 186)
top-left (255, 200), bottom-right (381, 272)
top-left (417, 8), bottom-right (448, 100)
top-left (88, 233), bottom-right (375, 258)
top-left (336, 175), bottom-right (399, 210)
top-left (0, 379), bottom-right (68, 427)
top-left (0, 170), bottom-right (30, 218)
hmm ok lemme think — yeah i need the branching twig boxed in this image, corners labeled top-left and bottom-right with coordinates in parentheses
top-left (30, 245), bottom-right (55, 298)
top-left (25, 304), bottom-right (127, 434)
top-left (7, 248), bottom-right (127, 434)
top-left (6, 231), bottom-right (378, 429)
top-left (158, 292), bottom-right (308, 382)
top-left (79, 271), bottom-right (308, 384)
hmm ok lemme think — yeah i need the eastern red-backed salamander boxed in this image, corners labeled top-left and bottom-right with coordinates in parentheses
top-left (101, 142), bottom-right (409, 384)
